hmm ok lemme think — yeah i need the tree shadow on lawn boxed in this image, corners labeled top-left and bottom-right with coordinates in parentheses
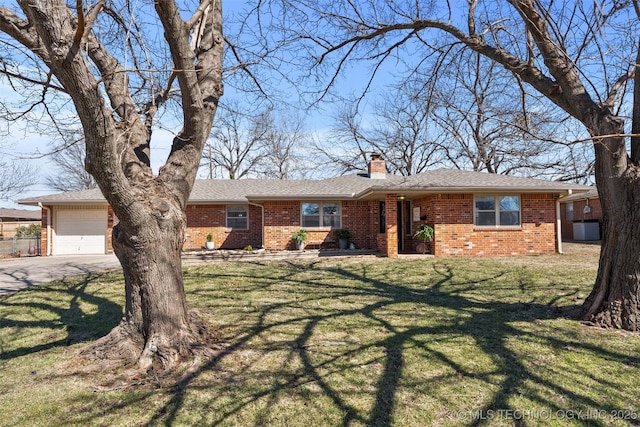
top-left (0, 270), bottom-right (122, 361)
top-left (144, 260), bottom-right (638, 427)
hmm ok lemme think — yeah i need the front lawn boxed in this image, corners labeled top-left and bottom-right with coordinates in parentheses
top-left (1, 244), bottom-right (638, 426)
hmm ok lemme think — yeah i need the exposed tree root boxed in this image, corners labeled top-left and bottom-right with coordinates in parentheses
top-left (562, 298), bottom-right (639, 332)
top-left (583, 300), bottom-right (639, 332)
top-left (560, 301), bottom-right (639, 332)
top-left (74, 309), bottom-right (224, 388)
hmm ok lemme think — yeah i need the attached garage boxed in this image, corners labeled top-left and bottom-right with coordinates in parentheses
top-left (54, 206), bottom-right (108, 255)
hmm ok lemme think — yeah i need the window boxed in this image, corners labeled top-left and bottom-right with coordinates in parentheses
top-left (301, 202), bottom-right (341, 228)
top-left (474, 195), bottom-right (520, 227)
top-left (379, 201), bottom-right (386, 233)
top-left (566, 202), bottom-right (574, 221)
top-left (227, 205), bottom-right (248, 229)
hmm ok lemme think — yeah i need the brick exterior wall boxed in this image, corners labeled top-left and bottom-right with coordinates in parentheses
top-left (341, 200), bottom-right (379, 250)
top-left (184, 204), bottom-right (263, 250)
top-left (263, 201), bottom-right (300, 250)
top-left (262, 200), bottom-right (380, 251)
top-left (39, 208), bottom-right (49, 256)
top-left (385, 194), bottom-right (398, 257)
top-left (41, 203), bottom-right (264, 254)
top-left (412, 193), bottom-right (558, 256)
top-left (107, 206), bottom-right (115, 254)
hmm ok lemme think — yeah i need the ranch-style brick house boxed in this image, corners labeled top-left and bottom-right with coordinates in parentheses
top-left (19, 156), bottom-right (590, 257)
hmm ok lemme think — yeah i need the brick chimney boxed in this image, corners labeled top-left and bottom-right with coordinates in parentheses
top-left (368, 153), bottom-right (386, 179)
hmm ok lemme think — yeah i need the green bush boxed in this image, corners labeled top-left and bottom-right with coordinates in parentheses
top-left (335, 229), bottom-right (350, 240)
top-left (292, 229), bottom-right (308, 242)
top-left (15, 224), bottom-right (41, 237)
top-left (414, 224), bottom-right (434, 242)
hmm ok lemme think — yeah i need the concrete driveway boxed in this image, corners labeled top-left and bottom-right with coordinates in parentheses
top-left (0, 255), bottom-right (122, 295)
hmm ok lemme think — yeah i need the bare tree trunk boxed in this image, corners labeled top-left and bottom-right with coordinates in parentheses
top-left (113, 210), bottom-right (189, 372)
top-left (580, 171), bottom-right (640, 331)
top-left (84, 188), bottom-right (212, 372)
top-left (578, 109), bottom-right (640, 331)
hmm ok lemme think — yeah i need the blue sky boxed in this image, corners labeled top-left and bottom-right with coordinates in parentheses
top-left (0, 0), bottom-right (609, 210)
top-left (0, 1), bottom-right (378, 210)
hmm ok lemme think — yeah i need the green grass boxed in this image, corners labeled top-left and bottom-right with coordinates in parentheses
top-left (1, 245), bottom-right (639, 426)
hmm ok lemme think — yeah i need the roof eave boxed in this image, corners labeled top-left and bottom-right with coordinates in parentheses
top-left (245, 194), bottom-right (357, 202)
top-left (356, 186), bottom-right (587, 199)
top-left (187, 198), bottom-right (249, 205)
top-left (18, 199), bottom-right (109, 206)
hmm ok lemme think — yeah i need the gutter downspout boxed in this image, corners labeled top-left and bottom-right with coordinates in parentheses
top-left (38, 203), bottom-right (51, 256)
top-left (556, 190), bottom-right (571, 254)
top-left (248, 202), bottom-right (265, 249)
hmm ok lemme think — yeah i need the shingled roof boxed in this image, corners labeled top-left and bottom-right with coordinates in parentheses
top-left (358, 169), bottom-right (590, 197)
top-left (19, 169), bottom-right (590, 206)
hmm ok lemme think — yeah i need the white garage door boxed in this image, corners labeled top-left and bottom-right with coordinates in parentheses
top-left (55, 208), bottom-right (108, 255)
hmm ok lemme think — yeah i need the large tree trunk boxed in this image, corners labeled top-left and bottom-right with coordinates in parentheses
top-left (84, 185), bottom-right (213, 373)
top-left (578, 108), bottom-right (640, 331)
top-left (580, 170), bottom-right (640, 331)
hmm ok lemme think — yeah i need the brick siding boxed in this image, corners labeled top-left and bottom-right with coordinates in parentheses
top-left (263, 200), bottom-right (380, 251)
top-left (39, 208), bottom-right (48, 256)
top-left (107, 206), bottom-right (115, 254)
top-left (385, 194), bottom-right (399, 257)
top-left (412, 193), bottom-right (558, 256)
top-left (184, 204), bottom-right (263, 250)
top-left (341, 200), bottom-right (379, 250)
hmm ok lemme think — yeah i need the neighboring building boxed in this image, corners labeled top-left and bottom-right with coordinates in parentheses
top-left (0, 208), bottom-right (42, 239)
top-left (19, 156), bottom-right (590, 257)
top-left (559, 187), bottom-right (602, 241)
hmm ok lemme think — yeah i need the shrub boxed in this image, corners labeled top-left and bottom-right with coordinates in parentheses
top-left (15, 224), bottom-right (41, 238)
top-left (414, 224), bottom-right (434, 242)
top-left (292, 229), bottom-right (308, 242)
top-left (335, 229), bottom-right (350, 240)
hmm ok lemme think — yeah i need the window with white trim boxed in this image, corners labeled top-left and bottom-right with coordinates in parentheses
top-left (301, 202), bottom-right (341, 228)
top-left (474, 195), bottom-right (520, 227)
top-left (227, 205), bottom-right (248, 229)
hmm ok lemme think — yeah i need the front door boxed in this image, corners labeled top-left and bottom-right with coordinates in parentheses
top-left (397, 199), bottom-right (415, 253)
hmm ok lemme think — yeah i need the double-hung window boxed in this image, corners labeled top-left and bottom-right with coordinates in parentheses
top-left (474, 195), bottom-right (520, 227)
top-left (227, 205), bottom-right (248, 229)
top-left (301, 202), bottom-right (341, 228)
